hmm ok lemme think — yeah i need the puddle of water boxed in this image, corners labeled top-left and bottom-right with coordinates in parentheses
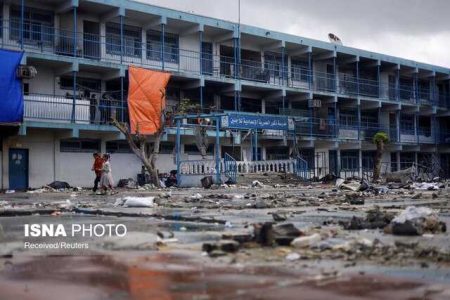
top-left (0, 254), bottom-right (446, 300)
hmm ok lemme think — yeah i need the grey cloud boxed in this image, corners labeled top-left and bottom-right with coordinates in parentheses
top-left (135, 0), bottom-right (450, 68)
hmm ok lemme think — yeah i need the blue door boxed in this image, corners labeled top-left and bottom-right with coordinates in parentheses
top-left (9, 148), bottom-right (29, 190)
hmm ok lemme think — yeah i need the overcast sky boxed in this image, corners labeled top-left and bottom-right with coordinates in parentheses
top-left (137, 0), bottom-right (450, 68)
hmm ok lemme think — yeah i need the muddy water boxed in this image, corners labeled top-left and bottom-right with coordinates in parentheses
top-left (0, 253), bottom-right (448, 300)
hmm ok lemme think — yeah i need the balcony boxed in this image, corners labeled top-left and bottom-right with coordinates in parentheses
top-left (23, 93), bottom-right (128, 125)
top-left (0, 19), bottom-right (448, 106)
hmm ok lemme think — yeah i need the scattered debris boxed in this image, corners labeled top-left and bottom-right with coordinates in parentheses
top-left (116, 196), bottom-right (156, 208)
top-left (48, 181), bottom-right (71, 190)
top-left (201, 176), bottom-right (213, 189)
top-left (291, 233), bottom-right (321, 248)
top-left (271, 212), bottom-right (288, 222)
top-left (342, 206), bottom-right (394, 230)
top-left (202, 240), bottom-right (240, 254)
top-left (285, 252), bottom-right (301, 261)
top-left (252, 180), bottom-right (264, 188)
top-left (117, 178), bottom-right (137, 189)
top-left (385, 206), bottom-right (446, 236)
top-left (411, 182), bottom-right (441, 191)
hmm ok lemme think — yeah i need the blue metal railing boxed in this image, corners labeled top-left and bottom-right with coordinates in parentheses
top-left (1, 19), bottom-right (448, 106)
top-left (295, 156), bottom-right (308, 180)
top-left (23, 92), bottom-right (128, 125)
top-left (223, 153), bottom-right (237, 183)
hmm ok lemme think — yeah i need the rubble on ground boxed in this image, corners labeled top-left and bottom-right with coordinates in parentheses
top-left (385, 206), bottom-right (446, 236)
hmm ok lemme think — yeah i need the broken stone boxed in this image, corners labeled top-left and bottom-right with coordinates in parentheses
top-left (291, 233), bottom-right (321, 249)
top-left (272, 212), bottom-right (288, 222)
top-left (202, 240), bottom-right (240, 253)
top-left (272, 223), bottom-right (303, 245)
top-left (285, 252), bottom-right (301, 261)
top-left (222, 232), bottom-right (253, 244)
top-left (342, 206), bottom-right (394, 230)
top-left (345, 193), bottom-right (365, 205)
top-left (385, 206), bottom-right (447, 236)
top-left (253, 222), bottom-right (274, 246)
top-left (252, 180), bottom-right (264, 188)
top-left (253, 222), bottom-right (302, 246)
top-left (201, 176), bottom-right (213, 189)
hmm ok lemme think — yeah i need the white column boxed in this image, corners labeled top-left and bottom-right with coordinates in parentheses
top-left (100, 22), bottom-right (106, 60)
top-left (141, 28), bottom-right (146, 63)
top-left (3, 3), bottom-right (10, 42)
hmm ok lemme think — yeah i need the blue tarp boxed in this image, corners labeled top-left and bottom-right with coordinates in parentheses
top-left (0, 49), bottom-right (24, 123)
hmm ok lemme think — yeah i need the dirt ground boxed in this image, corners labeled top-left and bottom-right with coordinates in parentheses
top-left (1, 176), bottom-right (450, 300)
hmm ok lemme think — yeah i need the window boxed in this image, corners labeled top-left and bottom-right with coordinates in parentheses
top-left (390, 153), bottom-right (398, 172)
top-left (341, 150), bottom-right (359, 170)
top-left (10, 6), bottom-right (54, 44)
top-left (362, 151), bottom-right (375, 170)
top-left (184, 144), bottom-right (213, 155)
top-left (291, 59), bottom-right (309, 82)
top-left (264, 52), bottom-right (286, 77)
top-left (339, 111), bottom-right (357, 128)
top-left (160, 142), bottom-right (175, 154)
top-left (60, 139), bottom-right (101, 153)
top-left (105, 23), bottom-right (142, 57)
top-left (60, 76), bottom-right (101, 92)
top-left (361, 114), bottom-right (377, 128)
top-left (399, 77), bottom-right (414, 100)
top-left (146, 30), bottom-right (179, 63)
top-left (23, 83), bottom-right (29, 95)
top-left (400, 115), bottom-right (414, 134)
top-left (400, 152), bottom-right (415, 170)
top-left (106, 140), bottom-right (132, 154)
top-left (201, 42), bottom-right (213, 75)
top-left (266, 147), bottom-right (289, 160)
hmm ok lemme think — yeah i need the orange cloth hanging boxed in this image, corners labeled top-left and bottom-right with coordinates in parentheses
top-left (128, 66), bottom-right (171, 134)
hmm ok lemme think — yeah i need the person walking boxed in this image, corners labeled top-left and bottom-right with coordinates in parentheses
top-left (92, 153), bottom-right (103, 193)
top-left (100, 153), bottom-right (115, 194)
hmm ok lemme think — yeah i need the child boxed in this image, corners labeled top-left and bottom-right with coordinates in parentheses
top-left (100, 154), bottom-right (115, 194)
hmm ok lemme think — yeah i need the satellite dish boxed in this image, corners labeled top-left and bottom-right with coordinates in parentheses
top-left (328, 33), bottom-right (343, 45)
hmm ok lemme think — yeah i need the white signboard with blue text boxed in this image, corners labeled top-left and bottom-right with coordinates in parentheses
top-left (221, 113), bottom-right (294, 131)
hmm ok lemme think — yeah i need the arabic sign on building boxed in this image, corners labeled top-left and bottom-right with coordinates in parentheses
top-left (221, 113), bottom-right (294, 131)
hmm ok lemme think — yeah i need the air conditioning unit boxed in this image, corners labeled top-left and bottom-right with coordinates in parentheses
top-left (16, 65), bottom-right (37, 79)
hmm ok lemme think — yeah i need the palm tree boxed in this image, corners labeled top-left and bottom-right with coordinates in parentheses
top-left (372, 132), bottom-right (389, 181)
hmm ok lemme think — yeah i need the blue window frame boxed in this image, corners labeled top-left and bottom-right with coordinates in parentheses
top-left (60, 139), bottom-right (101, 153)
top-left (362, 151), bottom-right (375, 170)
top-left (400, 114), bottom-right (414, 135)
top-left (105, 23), bottom-right (142, 57)
top-left (291, 59), bottom-right (309, 82)
top-left (106, 140), bottom-right (132, 154)
top-left (10, 6), bottom-right (54, 45)
top-left (339, 111), bottom-right (357, 128)
top-left (341, 150), bottom-right (359, 171)
top-left (146, 30), bottom-right (179, 63)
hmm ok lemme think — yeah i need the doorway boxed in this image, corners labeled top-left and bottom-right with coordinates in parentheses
top-left (9, 148), bottom-right (29, 190)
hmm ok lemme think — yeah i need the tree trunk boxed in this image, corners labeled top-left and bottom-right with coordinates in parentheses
top-left (112, 118), bottom-right (163, 188)
top-left (373, 141), bottom-right (384, 181)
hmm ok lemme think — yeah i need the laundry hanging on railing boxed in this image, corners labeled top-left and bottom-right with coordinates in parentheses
top-left (128, 66), bottom-right (171, 134)
top-left (0, 49), bottom-right (24, 123)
